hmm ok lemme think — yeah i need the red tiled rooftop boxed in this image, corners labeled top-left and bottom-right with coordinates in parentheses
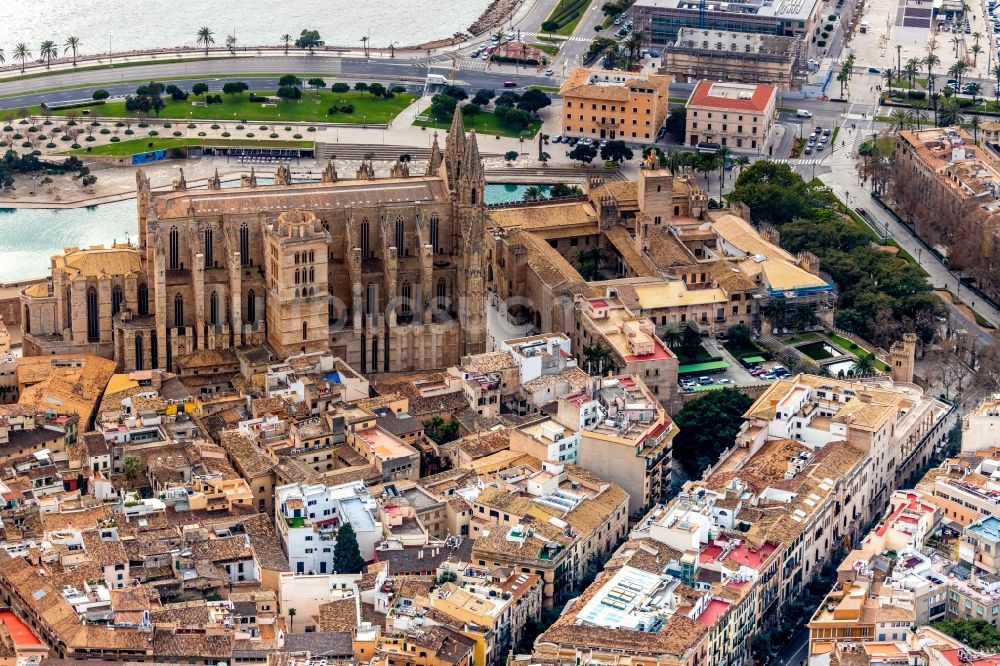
top-left (700, 543), bottom-right (724, 564)
top-left (0, 610), bottom-right (42, 645)
top-left (688, 80), bottom-right (776, 113)
top-left (590, 299), bottom-right (609, 308)
top-left (696, 599), bottom-right (730, 626)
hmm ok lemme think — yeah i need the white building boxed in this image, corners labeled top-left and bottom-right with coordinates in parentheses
top-left (962, 395), bottom-right (1000, 454)
top-left (275, 481), bottom-right (382, 574)
top-left (500, 334), bottom-right (577, 385)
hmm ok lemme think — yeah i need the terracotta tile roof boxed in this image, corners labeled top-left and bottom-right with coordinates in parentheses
top-left (318, 597), bottom-right (359, 632)
top-left (687, 80), bottom-right (776, 113)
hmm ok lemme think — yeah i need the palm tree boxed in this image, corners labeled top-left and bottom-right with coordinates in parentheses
top-left (63, 36), bottom-right (81, 66)
top-left (993, 63), bottom-right (1000, 110)
top-left (912, 99), bottom-right (928, 126)
top-left (0, 47), bottom-right (5, 65)
top-left (281, 33), bottom-right (292, 55)
top-left (622, 30), bottom-right (648, 68)
top-left (734, 155), bottom-right (750, 175)
top-left (658, 324), bottom-right (682, 349)
top-left (225, 34), bottom-right (237, 55)
top-left (196, 26), bottom-right (215, 56)
top-left (904, 57), bottom-right (921, 88)
top-left (585, 245), bottom-right (608, 269)
top-left (882, 67), bottom-right (897, 90)
top-left (925, 53), bottom-right (940, 92)
top-left (849, 352), bottom-right (878, 377)
top-left (970, 114), bottom-right (982, 142)
top-left (522, 185), bottom-right (544, 201)
top-left (939, 98), bottom-right (965, 126)
top-left (360, 35), bottom-right (370, 58)
top-left (966, 81), bottom-right (983, 106)
top-left (583, 342), bottom-right (613, 375)
top-left (931, 91), bottom-right (941, 125)
top-left (39, 40), bottom-right (57, 68)
top-left (973, 30), bottom-right (982, 47)
top-left (972, 43), bottom-right (983, 66)
top-left (288, 608), bottom-right (297, 633)
top-left (889, 108), bottom-right (914, 133)
top-left (13, 43), bottom-right (31, 73)
top-left (122, 455), bottom-right (141, 487)
top-left (715, 146), bottom-right (733, 199)
top-left (951, 35), bottom-right (962, 58)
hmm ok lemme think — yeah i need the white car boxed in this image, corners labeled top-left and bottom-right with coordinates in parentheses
top-left (544, 68), bottom-right (554, 76)
top-left (718, 378), bottom-right (735, 385)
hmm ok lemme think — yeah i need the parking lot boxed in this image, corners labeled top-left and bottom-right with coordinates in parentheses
top-left (677, 338), bottom-right (790, 394)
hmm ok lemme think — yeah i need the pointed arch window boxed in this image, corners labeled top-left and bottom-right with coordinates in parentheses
top-left (240, 224), bottom-right (250, 266)
top-left (401, 282), bottom-right (411, 315)
top-left (360, 219), bottom-right (370, 258)
top-left (111, 285), bottom-right (124, 317)
top-left (430, 215), bottom-right (440, 254)
top-left (366, 283), bottom-right (376, 316)
top-left (436, 278), bottom-right (447, 310)
top-left (209, 292), bottom-right (219, 325)
top-left (246, 289), bottom-right (256, 324)
top-left (395, 217), bottom-right (405, 256)
top-left (169, 226), bottom-right (180, 270)
top-left (138, 283), bottom-right (149, 316)
top-left (86, 287), bottom-right (99, 341)
top-left (204, 228), bottom-right (214, 267)
top-left (134, 335), bottom-right (144, 371)
top-left (173, 294), bottom-right (184, 328)
top-left (302, 321), bottom-right (309, 341)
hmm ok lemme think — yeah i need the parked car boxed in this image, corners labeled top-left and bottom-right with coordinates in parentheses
top-left (698, 376), bottom-right (714, 385)
top-left (750, 368), bottom-right (767, 376)
top-left (544, 68), bottom-right (555, 76)
top-left (761, 372), bottom-right (777, 380)
top-left (718, 378), bottom-right (735, 385)
top-left (552, 135), bottom-right (563, 143)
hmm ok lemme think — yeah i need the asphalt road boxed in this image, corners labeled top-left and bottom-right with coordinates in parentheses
top-left (0, 56), bottom-right (555, 111)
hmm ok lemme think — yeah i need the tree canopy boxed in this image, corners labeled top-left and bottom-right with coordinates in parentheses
top-left (672, 389), bottom-right (754, 480)
top-left (727, 161), bottom-right (945, 346)
top-left (333, 523), bottom-right (366, 574)
top-left (295, 29), bottom-right (323, 53)
top-left (933, 620), bottom-right (1000, 652)
top-left (518, 89), bottom-right (551, 113)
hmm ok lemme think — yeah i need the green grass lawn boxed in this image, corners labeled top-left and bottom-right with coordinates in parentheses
top-left (785, 332), bottom-right (821, 344)
top-left (545, 0), bottom-right (591, 36)
top-left (67, 136), bottom-right (314, 156)
top-left (532, 43), bottom-right (560, 56)
top-left (527, 85), bottom-right (561, 94)
top-left (40, 90), bottom-right (416, 125)
top-left (825, 333), bottom-right (891, 372)
top-left (415, 111), bottom-right (542, 138)
top-left (975, 312), bottom-right (997, 329)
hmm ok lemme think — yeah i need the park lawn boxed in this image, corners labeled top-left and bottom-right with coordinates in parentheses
top-left (532, 43), bottom-right (560, 56)
top-left (66, 136), bottom-right (314, 156)
top-left (545, 0), bottom-right (590, 36)
top-left (527, 85), bottom-right (561, 93)
top-left (43, 90), bottom-right (416, 124)
top-left (415, 111), bottom-right (542, 138)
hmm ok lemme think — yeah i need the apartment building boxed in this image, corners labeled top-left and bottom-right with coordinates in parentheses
top-left (558, 67), bottom-right (671, 141)
top-left (962, 394), bottom-right (1000, 454)
top-left (685, 80), bottom-right (777, 152)
top-left (739, 374), bottom-right (953, 515)
top-left (918, 449), bottom-right (1000, 526)
top-left (574, 297), bottom-right (679, 404)
top-left (893, 127), bottom-right (1000, 302)
top-left (577, 374), bottom-right (676, 515)
top-left (467, 459), bottom-right (629, 605)
top-left (275, 481), bottom-right (382, 574)
top-left (662, 29), bottom-right (801, 90)
top-left (414, 566), bottom-right (543, 666)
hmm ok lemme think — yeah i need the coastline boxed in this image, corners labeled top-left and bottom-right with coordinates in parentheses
top-left (469, 0), bottom-right (525, 35)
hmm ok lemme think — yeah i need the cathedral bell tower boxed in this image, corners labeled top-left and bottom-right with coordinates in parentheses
top-left (445, 108), bottom-right (487, 356)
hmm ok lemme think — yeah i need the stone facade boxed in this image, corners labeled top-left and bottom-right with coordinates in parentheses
top-left (22, 110), bottom-right (487, 375)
